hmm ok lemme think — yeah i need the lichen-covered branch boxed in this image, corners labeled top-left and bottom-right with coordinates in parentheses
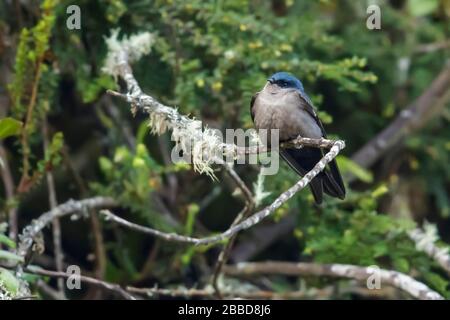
top-left (126, 285), bottom-right (331, 299)
top-left (103, 31), bottom-right (343, 179)
top-left (223, 261), bottom-right (444, 300)
top-left (17, 197), bottom-right (118, 262)
top-left (100, 139), bottom-right (344, 245)
top-left (100, 31), bottom-right (345, 248)
top-left (409, 226), bottom-right (450, 276)
top-left (25, 265), bottom-right (135, 300)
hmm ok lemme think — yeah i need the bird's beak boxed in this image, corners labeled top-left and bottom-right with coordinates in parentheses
top-left (267, 78), bottom-right (274, 84)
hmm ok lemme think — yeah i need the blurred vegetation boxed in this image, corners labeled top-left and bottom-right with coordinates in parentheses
top-left (0, 0), bottom-right (449, 299)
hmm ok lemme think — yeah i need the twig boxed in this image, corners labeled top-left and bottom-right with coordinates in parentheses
top-left (223, 261), bottom-right (444, 300)
top-left (102, 96), bottom-right (136, 149)
top-left (414, 40), bottom-right (450, 54)
top-left (42, 118), bottom-right (65, 295)
top-left (236, 137), bottom-right (337, 155)
top-left (16, 197), bottom-right (118, 264)
top-left (25, 265), bottom-right (136, 300)
top-left (211, 162), bottom-right (255, 298)
top-left (61, 147), bottom-right (108, 284)
top-left (126, 285), bottom-right (331, 300)
top-left (104, 32), bottom-right (340, 180)
top-left (18, 56), bottom-right (44, 193)
top-left (231, 66), bottom-right (450, 262)
top-left (35, 279), bottom-right (67, 300)
top-left (100, 139), bottom-right (344, 246)
top-left (0, 142), bottom-right (18, 240)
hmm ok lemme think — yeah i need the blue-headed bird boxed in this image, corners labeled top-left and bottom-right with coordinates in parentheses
top-left (250, 72), bottom-right (345, 204)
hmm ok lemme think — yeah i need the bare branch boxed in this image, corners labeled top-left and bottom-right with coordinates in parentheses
top-left (211, 161), bottom-right (255, 297)
top-left (223, 261), bottom-right (444, 300)
top-left (230, 66), bottom-right (450, 262)
top-left (0, 142), bottom-right (18, 240)
top-left (414, 40), bottom-right (450, 54)
top-left (17, 197), bottom-right (118, 263)
top-left (126, 285), bottom-right (332, 300)
top-left (25, 265), bottom-right (136, 300)
top-left (409, 227), bottom-right (450, 276)
top-left (100, 139), bottom-right (345, 245)
top-left (104, 32), bottom-right (343, 180)
top-left (42, 118), bottom-right (64, 295)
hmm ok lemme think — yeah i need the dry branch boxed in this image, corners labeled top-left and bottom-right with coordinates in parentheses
top-left (104, 31), bottom-right (342, 179)
top-left (211, 161), bottom-right (255, 297)
top-left (42, 118), bottom-right (64, 295)
top-left (0, 143), bottom-right (18, 240)
top-left (409, 227), bottom-right (450, 276)
top-left (126, 285), bottom-right (331, 300)
top-left (100, 31), bottom-right (346, 249)
top-left (25, 265), bottom-right (136, 300)
top-left (17, 197), bottom-right (118, 263)
top-left (100, 141), bottom-right (343, 245)
top-left (223, 261), bottom-right (444, 300)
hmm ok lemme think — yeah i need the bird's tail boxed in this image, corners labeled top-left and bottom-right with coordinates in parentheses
top-left (280, 147), bottom-right (345, 204)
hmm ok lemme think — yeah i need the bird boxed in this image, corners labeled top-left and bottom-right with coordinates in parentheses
top-left (250, 71), bottom-right (345, 204)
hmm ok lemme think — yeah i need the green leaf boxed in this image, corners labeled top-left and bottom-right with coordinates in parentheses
top-left (336, 156), bottom-right (373, 183)
top-left (0, 267), bottom-right (21, 295)
top-left (0, 234), bottom-right (16, 249)
top-left (393, 258), bottom-right (410, 273)
top-left (408, 0), bottom-right (439, 16)
top-left (0, 118), bottom-right (22, 139)
top-left (0, 250), bottom-right (24, 263)
top-left (422, 271), bottom-right (449, 296)
top-left (184, 204), bottom-right (200, 236)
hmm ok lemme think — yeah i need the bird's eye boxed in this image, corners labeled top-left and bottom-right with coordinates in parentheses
top-left (280, 81), bottom-right (287, 87)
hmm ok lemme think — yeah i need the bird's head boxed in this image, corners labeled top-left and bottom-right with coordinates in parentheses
top-left (267, 72), bottom-right (305, 92)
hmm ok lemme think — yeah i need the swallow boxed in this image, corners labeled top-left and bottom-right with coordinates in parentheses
top-left (250, 72), bottom-right (345, 203)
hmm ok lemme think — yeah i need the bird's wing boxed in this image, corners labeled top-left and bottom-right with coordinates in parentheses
top-left (284, 91), bottom-right (346, 200)
top-left (295, 91), bottom-right (327, 137)
top-left (250, 91), bottom-right (259, 122)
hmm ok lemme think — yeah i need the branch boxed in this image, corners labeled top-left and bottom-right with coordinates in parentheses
top-left (211, 161), bottom-right (255, 297)
top-left (230, 66), bottom-right (450, 263)
top-left (352, 65), bottom-right (450, 169)
top-left (25, 265), bottom-right (136, 300)
top-left (409, 227), bottom-right (450, 276)
top-left (414, 40), bottom-right (450, 54)
top-left (16, 197), bottom-right (118, 263)
top-left (42, 118), bottom-right (65, 295)
top-left (101, 31), bottom-right (345, 248)
top-left (103, 31), bottom-right (342, 180)
top-left (223, 261), bottom-right (444, 300)
top-left (126, 285), bottom-right (332, 300)
top-left (100, 140), bottom-right (344, 245)
top-left (0, 142), bottom-right (18, 240)
top-left (236, 137), bottom-right (337, 155)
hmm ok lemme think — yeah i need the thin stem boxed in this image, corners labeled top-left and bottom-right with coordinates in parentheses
top-left (25, 266), bottom-right (136, 300)
top-left (0, 143), bottom-right (18, 240)
top-left (42, 118), bottom-right (65, 296)
top-left (99, 139), bottom-right (345, 246)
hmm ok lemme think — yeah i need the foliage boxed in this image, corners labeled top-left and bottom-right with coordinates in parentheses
top-left (0, 118), bottom-right (22, 140)
top-left (0, 0), bottom-right (449, 299)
